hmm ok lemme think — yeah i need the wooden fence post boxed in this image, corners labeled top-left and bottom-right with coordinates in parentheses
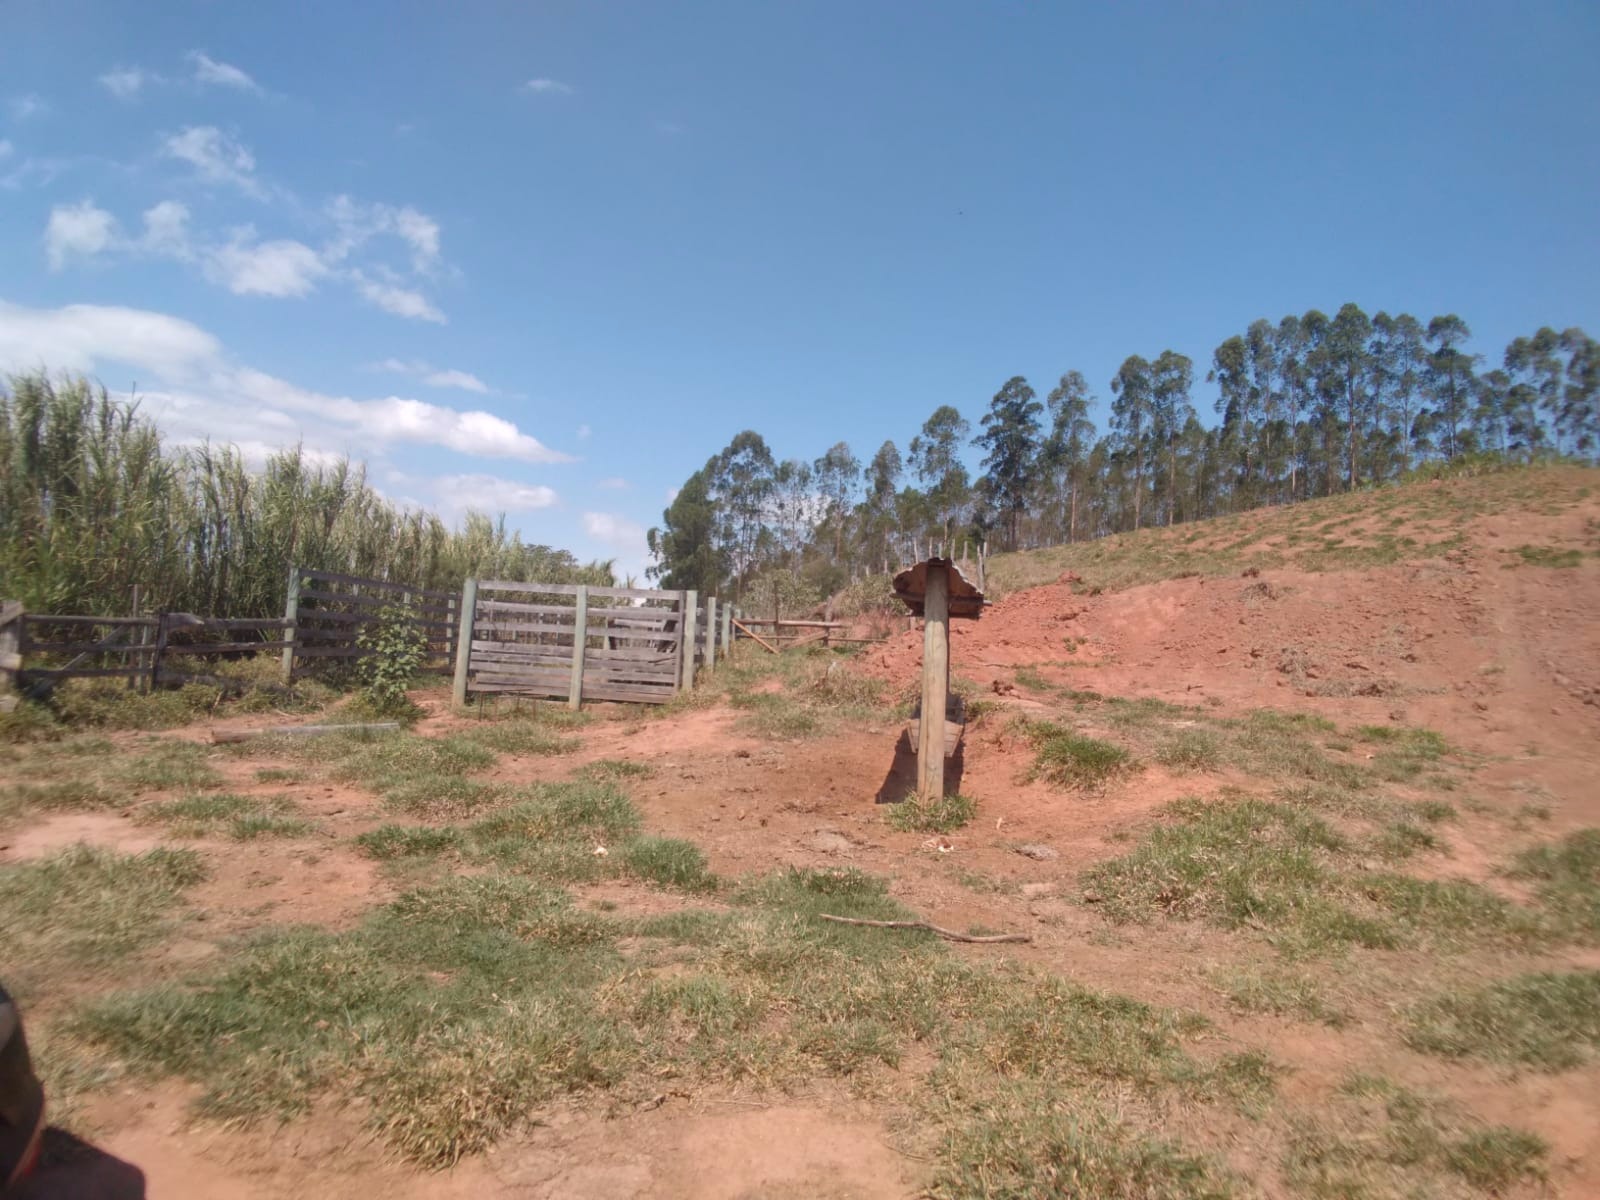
top-left (280, 567), bottom-right (300, 684)
top-left (567, 585), bottom-right (589, 711)
top-left (151, 612), bottom-right (171, 691)
top-left (0, 601), bottom-right (22, 714)
top-left (917, 562), bottom-right (951, 801)
top-left (680, 590), bottom-right (698, 692)
top-left (721, 602), bottom-right (732, 654)
top-left (127, 586), bottom-right (142, 691)
top-left (705, 597), bottom-right (717, 672)
top-left (452, 577), bottom-right (479, 708)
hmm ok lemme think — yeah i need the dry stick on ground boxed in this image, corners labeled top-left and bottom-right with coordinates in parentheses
top-left (818, 914), bottom-right (1031, 944)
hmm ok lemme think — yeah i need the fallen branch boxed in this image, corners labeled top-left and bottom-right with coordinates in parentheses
top-left (818, 914), bottom-right (1031, 944)
top-left (211, 721), bottom-right (400, 744)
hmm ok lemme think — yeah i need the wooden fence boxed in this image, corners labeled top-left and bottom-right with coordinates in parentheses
top-left (283, 568), bottom-right (458, 679)
top-left (452, 581), bottom-right (733, 707)
top-left (0, 570), bottom-right (743, 711)
top-left (1, 609), bottom-right (295, 697)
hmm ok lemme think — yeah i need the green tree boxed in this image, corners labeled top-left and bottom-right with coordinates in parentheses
top-left (908, 405), bottom-right (971, 551)
top-left (1110, 355), bottom-right (1154, 529)
top-left (1042, 371), bottom-right (1096, 542)
top-left (1424, 315), bottom-right (1478, 461)
top-left (647, 468), bottom-right (722, 593)
top-left (1149, 351), bottom-right (1195, 524)
top-left (974, 375), bottom-right (1043, 550)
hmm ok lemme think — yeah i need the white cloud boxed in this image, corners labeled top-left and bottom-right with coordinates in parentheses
top-left (0, 298), bottom-right (575, 467)
top-left (597, 477), bottom-right (629, 490)
top-left (99, 67), bottom-right (156, 99)
top-left (352, 274), bottom-right (446, 323)
top-left (140, 200), bottom-right (192, 258)
top-left (521, 79), bottom-right (573, 96)
top-left (0, 140), bottom-right (13, 160)
top-left (205, 232), bottom-right (328, 297)
top-left (326, 196), bottom-right (442, 274)
top-left (8, 94), bottom-right (47, 121)
top-left (433, 474), bottom-right (559, 515)
top-left (374, 359), bottom-right (491, 393)
top-left (162, 126), bottom-right (262, 196)
top-left (576, 424), bottom-right (592, 440)
top-left (45, 200), bottom-right (120, 269)
top-left (188, 51), bottom-right (262, 94)
top-left (582, 512), bottom-right (650, 578)
top-left (0, 299), bottom-right (222, 379)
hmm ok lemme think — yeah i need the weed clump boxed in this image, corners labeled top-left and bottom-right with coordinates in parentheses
top-left (887, 793), bottom-right (976, 834)
top-left (1403, 970), bottom-right (1600, 1069)
top-left (1026, 721), bottom-right (1134, 788)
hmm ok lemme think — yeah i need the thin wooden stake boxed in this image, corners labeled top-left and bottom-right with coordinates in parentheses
top-left (732, 617), bottom-right (778, 654)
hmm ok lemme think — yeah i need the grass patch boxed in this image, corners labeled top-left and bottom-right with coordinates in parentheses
top-left (1508, 543), bottom-right (1583, 568)
top-left (1154, 727), bottom-right (1224, 771)
top-left (1285, 1074), bottom-right (1546, 1197)
top-left (1084, 794), bottom-right (1539, 954)
top-left (887, 793), bottom-right (976, 834)
top-left (2, 778), bottom-right (117, 812)
top-left (619, 836), bottom-right (717, 892)
top-left (1403, 970), bottom-right (1600, 1070)
top-left (125, 741), bottom-right (225, 792)
top-left (1509, 828), bottom-right (1600, 938)
top-left (0, 845), bottom-right (205, 975)
top-left (576, 758), bottom-right (654, 781)
top-left (141, 792), bottom-right (313, 839)
top-left (1026, 721), bottom-right (1134, 788)
top-left (455, 719), bottom-right (577, 756)
top-left (1210, 966), bottom-right (1343, 1025)
top-left (356, 824), bottom-right (465, 859)
top-left (253, 766), bottom-right (307, 785)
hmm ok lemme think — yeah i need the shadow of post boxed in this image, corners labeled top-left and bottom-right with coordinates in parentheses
top-left (874, 730), bottom-right (965, 803)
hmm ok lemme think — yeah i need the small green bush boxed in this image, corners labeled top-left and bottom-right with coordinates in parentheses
top-left (356, 604), bottom-right (429, 716)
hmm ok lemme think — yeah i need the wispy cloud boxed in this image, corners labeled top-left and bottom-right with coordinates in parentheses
top-left (0, 297), bottom-right (575, 466)
top-left (8, 94), bottom-right (48, 122)
top-left (188, 50), bottom-right (262, 94)
top-left (45, 200), bottom-right (119, 270)
top-left (0, 140), bottom-right (13, 161)
top-left (352, 273), bottom-right (446, 323)
top-left (161, 126), bottom-right (263, 197)
top-left (373, 359), bottom-right (492, 394)
top-left (99, 67), bottom-right (157, 100)
top-left (576, 424), bottom-right (592, 441)
top-left (326, 196), bottom-right (441, 274)
top-left (521, 78), bottom-right (574, 96)
top-left (597, 477), bottom-right (630, 490)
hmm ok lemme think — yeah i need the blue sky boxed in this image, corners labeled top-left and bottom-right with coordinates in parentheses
top-left (2, 2), bottom-right (1597, 579)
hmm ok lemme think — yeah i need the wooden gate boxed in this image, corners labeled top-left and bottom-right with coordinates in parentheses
top-left (460, 581), bottom-right (693, 706)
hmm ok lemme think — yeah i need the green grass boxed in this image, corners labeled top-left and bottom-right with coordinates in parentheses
top-left (454, 718), bottom-right (578, 756)
top-left (125, 741), bottom-right (225, 791)
top-left (576, 758), bottom-right (655, 781)
top-left (887, 792), bottom-right (976, 833)
top-left (1209, 966), bottom-right (1344, 1026)
top-left (618, 836), bottom-right (718, 892)
top-left (1508, 543), bottom-right (1583, 568)
top-left (1509, 829), bottom-right (1600, 938)
top-left (1026, 721), bottom-right (1135, 788)
top-left (140, 792), bottom-right (314, 839)
top-left (0, 845), bottom-right (205, 976)
top-left (1403, 970), bottom-right (1600, 1070)
top-left (2, 777), bottom-right (117, 812)
top-left (1084, 794), bottom-right (1541, 955)
top-left (1285, 1074), bottom-right (1546, 1197)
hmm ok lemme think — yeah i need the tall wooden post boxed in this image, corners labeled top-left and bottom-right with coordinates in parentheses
top-left (127, 586), bottom-right (142, 691)
top-left (705, 597), bottom-right (717, 672)
top-left (280, 567), bottom-right (300, 684)
top-left (679, 590), bottom-right (697, 692)
top-left (721, 602), bottom-right (733, 654)
top-left (917, 563), bottom-right (951, 801)
top-left (567, 585), bottom-right (589, 711)
top-left (451, 577), bottom-right (479, 708)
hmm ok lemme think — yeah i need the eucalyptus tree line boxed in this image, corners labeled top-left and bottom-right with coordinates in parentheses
top-left (648, 306), bottom-right (1597, 608)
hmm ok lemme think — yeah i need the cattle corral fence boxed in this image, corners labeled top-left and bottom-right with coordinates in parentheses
top-left (2, 570), bottom-right (739, 712)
